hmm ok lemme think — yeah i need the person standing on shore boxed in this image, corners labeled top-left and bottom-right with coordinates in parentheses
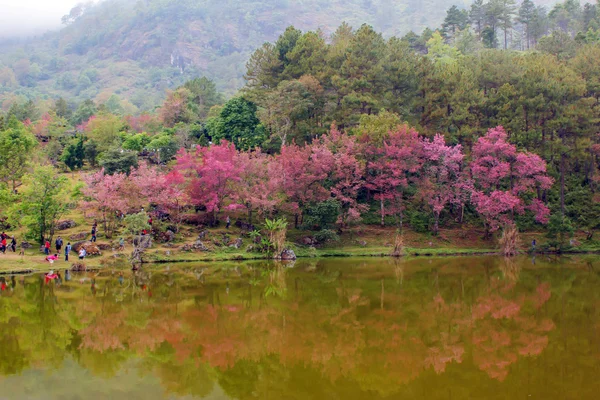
top-left (10, 237), bottom-right (16, 252)
top-left (65, 242), bottom-right (72, 262)
top-left (44, 239), bottom-right (51, 255)
top-left (91, 226), bottom-right (97, 242)
top-left (55, 236), bottom-right (63, 254)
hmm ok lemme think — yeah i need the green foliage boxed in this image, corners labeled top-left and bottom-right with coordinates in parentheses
top-left (313, 229), bottom-right (340, 245)
top-left (124, 211), bottom-right (151, 235)
top-left (16, 166), bottom-right (69, 244)
top-left (147, 132), bottom-right (179, 162)
top-left (60, 137), bottom-right (85, 171)
top-left (301, 200), bottom-right (341, 231)
top-left (546, 213), bottom-right (574, 251)
top-left (122, 133), bottom-right (151, 152)
top-left (0, 117), bottom-right (37, 190)
top-left (206, 97), bottom-right (266, 151)
top-left (99, 148), bottom-right (138, 175)
top-left (408, 211), bottom-right (431, 234)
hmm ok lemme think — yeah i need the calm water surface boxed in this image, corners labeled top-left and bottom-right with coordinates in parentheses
top-left (0, 256), bottom-right (599, 399)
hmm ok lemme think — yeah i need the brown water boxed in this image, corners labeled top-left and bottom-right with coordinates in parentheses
top-left (0, 256), bottom-right (599, 399)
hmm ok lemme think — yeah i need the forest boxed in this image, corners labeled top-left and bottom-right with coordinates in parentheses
top-left (1, 0), bottom-right (600, 255)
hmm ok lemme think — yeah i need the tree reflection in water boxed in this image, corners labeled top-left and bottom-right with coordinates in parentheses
top-left (0, 256), bottom-right (599, 399)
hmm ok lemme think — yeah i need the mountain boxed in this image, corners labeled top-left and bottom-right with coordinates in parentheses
top-left (0, 0), bottom-right (476, 112)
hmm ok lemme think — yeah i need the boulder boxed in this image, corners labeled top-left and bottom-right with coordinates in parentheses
top-left (69, 232), bottom-right (88, 241)
top-left (72, 241), bottom-right (101, 255)
top-left (198, 230), bottom-right (208, 239)
top-left (56, 220), bottom-right (77, 231)
top-left (96, 243), bottom-right (112, 251)
top-left (71, 241), bottom-right (90, 252)
top-left (20, 241), bottom-right (32, 249)
top-left (280, 249), bottom-right (297, 260)
top-left (182, 239), bottom-right (209, 252)
top-left (299, 237), bottom-right (316, 246)
top-left (71, 263), bottom-right (86, 272)
top-left (230, 238), bottom-right (243, 249)
top-left (164, 230), bottom-right (175, 242)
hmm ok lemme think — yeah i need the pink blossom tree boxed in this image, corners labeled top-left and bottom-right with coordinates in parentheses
top-left (234, 150), bottom-right (282, 224)
top-left (173, 142), bottom-right (242, 225)
top-left (320, 126), bottom-right (367, 228)
top-left (276, 141), bottom-right (332, 228)
top-left (471, 126), bottom-right (553, 234)
top-left (364, 125), bottom-right (423, 228)
top-left (83, 169), bottom-right (133, 238)
top-left (420, 134), bottom-right (471, 235)
top-left (130, 163), bottom-right (190, 232)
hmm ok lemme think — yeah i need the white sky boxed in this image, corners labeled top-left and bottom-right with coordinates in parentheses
top-left (0, 0), bottom-right (84, 37)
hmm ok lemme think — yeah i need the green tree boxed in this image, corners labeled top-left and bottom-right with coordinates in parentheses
top-left (71, 99), bottom-right (97, 126)
top-left (17, 166), bottom-right (69, 244)
top-left (0, 117), bottom-right (37, 191)
top-left (442, 5), bottom-right (469, 42)
top-left (60, 137), bottom-right (85, 171)
top-left (99, 148), bottom-right (138, 175)
top-left (206, 97), bottom-right (266, 151)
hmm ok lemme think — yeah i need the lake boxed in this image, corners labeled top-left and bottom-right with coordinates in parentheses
top-left (0, 256), bottom-right (599, 399)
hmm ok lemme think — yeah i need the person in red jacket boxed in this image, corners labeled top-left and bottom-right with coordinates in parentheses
top-left (44, 240), bottom-right (51, 255)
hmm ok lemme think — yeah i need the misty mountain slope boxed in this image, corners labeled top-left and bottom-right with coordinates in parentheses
top-left (0, 0), bottom-right (558, 111)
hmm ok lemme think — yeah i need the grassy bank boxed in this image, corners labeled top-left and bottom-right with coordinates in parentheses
top-left (2, 216), bottom-right (599, 275)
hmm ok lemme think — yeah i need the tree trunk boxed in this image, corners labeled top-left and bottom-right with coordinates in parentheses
top-left (380, 198), bottom-right (385, 227)
top-left (294, 213), bottom-right (299, 229)
top-left (434, 212), bottom-right (440, 236)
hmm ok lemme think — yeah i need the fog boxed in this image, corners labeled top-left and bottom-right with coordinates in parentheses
top-left (0, 0), bottom-right (81, 38)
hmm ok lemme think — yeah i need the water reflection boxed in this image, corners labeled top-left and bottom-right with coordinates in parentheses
top-left (1, 256), bottom-right (600, 399)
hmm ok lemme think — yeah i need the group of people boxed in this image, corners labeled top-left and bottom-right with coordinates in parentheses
top-left (44, 235), bottom-right (87, 263)
top-left (0, 232), bottom-right (17, 253)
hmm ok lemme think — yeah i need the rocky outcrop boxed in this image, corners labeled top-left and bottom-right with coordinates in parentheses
top-left (72, 241), bottom-right (101, 255)
top-left (279, 249), bottom-right (297, 260)
top-left (181, 239), bottom-right (209, 252)
top-left (56, 220), bottom-right (77, 231)
top-left (69, 232), bottom-right (88, 241)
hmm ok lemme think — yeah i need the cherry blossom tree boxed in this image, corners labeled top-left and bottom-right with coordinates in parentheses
top-left (83, 169), bottom-right (133, 238)
top-left (173, 142), bottom-right (242, 225)
top-left (320, 126), bottom-right (367, 228)
top-left (276, 141), bottom-right (332, 228)
top-left (471, 126), bottom-right (553, 234)
top-left (364, 125), bottom-right (423, 228)
top-left (419, 134), bottom-right (471, 235)
top-left (234, 150), bottom-right (281, 224)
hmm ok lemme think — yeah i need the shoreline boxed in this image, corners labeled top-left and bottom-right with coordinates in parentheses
top-left (3, 246), bottom-right (600, 275)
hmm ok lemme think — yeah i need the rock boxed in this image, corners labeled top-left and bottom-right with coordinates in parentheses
top-left (69, 232), bottom-right (88, 241)
top-left (56, 220), bottom-right (77, 231)
top-left (20, 241), bottom-right (32, 249)
top-left (358, 240), bottom-right (367, 247)
top-left (72, 241), bottom-right (101, 255)
top-left (234, 220), bottom-right (255, 231)
top-left (71, 241), bottom-right (90, 252)
top-left (97, 243), bottom-right (112, 251)
top-left (71, 263), bottom-right (86, 272)
top-left (198, 230), bottom-right (208, 239)
top-left (165, 250), bottom-right (171, 256)
top-left (299, 237), bottom-right (315, 246)
top-left (230, 238), bottom-right (243, 249)
top-left (280, 249), bottom-right (297, 260)
top-left (192, 240), bottom-right (209, 251)
top-left (181, 239), bottom-right (209, 252)
top-left (165, 230), bottom-right (175, 242)
top-left (83, 244), bottom-right (101, 256)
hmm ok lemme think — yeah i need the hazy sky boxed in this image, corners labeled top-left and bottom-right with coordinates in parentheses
top-left (0, 0), bottom-right (83, 37)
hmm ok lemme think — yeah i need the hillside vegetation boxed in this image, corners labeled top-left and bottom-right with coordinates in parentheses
top-left (2, 0), bottom-right (482, 109)
top-left (1, 0), bottom-right (600, 263)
